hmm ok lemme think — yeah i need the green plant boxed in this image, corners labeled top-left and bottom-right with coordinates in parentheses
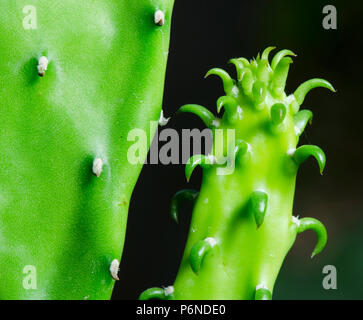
top-left (139, 47), bottom-right (335, 300)
top-left (0, 0), bottom-right (174, 299)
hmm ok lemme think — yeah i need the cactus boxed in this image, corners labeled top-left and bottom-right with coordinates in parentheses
top-left (0, 0), bottom-right (174, 299)
top-left (140, 47), bottom-right (335, 300)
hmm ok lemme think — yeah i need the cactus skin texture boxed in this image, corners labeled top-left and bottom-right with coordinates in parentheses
top-left (0, 0), bottom-right (174, 299)
top-left (140, 47), bottom-right (334, 300)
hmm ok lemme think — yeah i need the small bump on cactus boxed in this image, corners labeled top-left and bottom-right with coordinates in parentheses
top-left (249, 191), bottom-right (268, 229)
top-left (295, 217), bottom-right (328, 258)
top-left (139, 286), bottom-right (175, 300)
top-left (37, 56), bottom-right (48, 77)
top-left (92, 158), bottom-right (104, 178)
top-left (110, 259), bottom-right (120, 281)
top-left (177, 104), bottom-right (219, 128)
top-left (154, 9), bottom-right (165, 26)
top-left (255, 285), bottom-right (272, 300)
top-left (185, 154), bottom-right (217, 182)
top-left (292, 145), bottom-right (326, 175)
top-left (189, 237), bottom-right (217, 274)
top-left (170, 189), bottom-right (199, 224)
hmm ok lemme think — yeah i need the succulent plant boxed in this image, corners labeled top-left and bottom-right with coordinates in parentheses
top-left (139, 47), bottom-right (335, 300)
top-left (0, 0), bottom-right (174, 299)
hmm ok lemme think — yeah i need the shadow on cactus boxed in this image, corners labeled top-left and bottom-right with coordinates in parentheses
top-left (139, 47), bottom-right (335, 300)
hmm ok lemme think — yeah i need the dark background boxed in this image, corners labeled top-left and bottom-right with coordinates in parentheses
top-left (113, 0), bottom-right (363, 299)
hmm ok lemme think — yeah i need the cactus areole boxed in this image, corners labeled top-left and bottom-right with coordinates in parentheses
top-left (0, 0), bottom-right (174, 299)
top-left (140, 48), bottom-right (335, 300)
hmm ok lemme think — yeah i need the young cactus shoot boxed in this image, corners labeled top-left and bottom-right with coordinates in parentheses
top-left (0, 0), bottom-right (174, 299)
top-left (140, 47), bottom-right (335, 300)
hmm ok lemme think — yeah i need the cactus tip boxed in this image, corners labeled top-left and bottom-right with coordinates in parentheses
top-left (190, 237), bottom-right (217, 274)
top-left (170, 189), bottom-right (199, 223)
top-left (297, 217), bottom-right (328, 257)
top-left (294, 78), bottom-right (335, 106)
top-left (270, 103), bottom-right (287, 125)
top-left (261, 46), bottom-right (276, 61)
top-left (216, 95), bottom-right (237, 114)
top-left (294, 109), bottom-right (313, 137)
top-left (185, 154), bottom-right (215, 182)
top-left (252, 81), bottom-right (267, 105)
top-left (228, 58), bottom-right (246, 82)
top-left (292, 145), bottom-right (326, 175)
top-left (205, 68), bottom-right (234, 95)
top-left (250, 191), bottom-right (268, 228)
top-left (177, 104), bottom-right (216, 128)
top-left (272, 57), bottom-right (293, 96)
top-left (271, 49), bottom-right (296, 70)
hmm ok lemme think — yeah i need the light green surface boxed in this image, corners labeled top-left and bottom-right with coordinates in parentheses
top-left (0, 0), bottom-right (174, 299)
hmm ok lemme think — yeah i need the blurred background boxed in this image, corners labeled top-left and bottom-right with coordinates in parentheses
top-left (113, 0), bottom-right (363, 299)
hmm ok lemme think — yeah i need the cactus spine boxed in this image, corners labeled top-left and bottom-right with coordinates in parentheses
top-left (140, 47), bottom-right (334, 300)
top-left (0, 0), bottom-right (174, 299)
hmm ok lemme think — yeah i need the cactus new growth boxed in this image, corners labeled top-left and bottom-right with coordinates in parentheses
top-left (140, 47), bottom-right (335, 300)
top-left (0, 0), bottom-right (174, 299)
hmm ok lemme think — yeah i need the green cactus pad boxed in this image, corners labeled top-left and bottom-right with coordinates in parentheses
top-left (0, 0), bottom-right (174, 299)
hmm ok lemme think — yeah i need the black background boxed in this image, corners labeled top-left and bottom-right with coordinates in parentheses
top-left (113, 0), bottom-right (363, 299)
